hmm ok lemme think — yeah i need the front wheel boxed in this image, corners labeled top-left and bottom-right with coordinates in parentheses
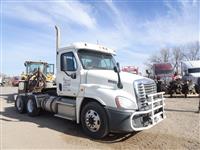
top-left (81, 102), bottom-right (109, 139)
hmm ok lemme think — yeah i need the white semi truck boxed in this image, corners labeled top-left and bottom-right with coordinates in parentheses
top-left (15, 26), bottom-right (165, 139)
top-left (181, 60), bottom-right (200, 94)
top-left (181, 60), bottom-right (200, 84)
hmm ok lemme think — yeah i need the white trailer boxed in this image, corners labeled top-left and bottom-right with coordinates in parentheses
top-left (181, 60), bottom-right (200, 84)
top-left (15, 26), bottom-right (166, 139)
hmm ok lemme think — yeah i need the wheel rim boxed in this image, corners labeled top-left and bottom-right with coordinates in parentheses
top-left (27, 99), bottom-right (34, 112)
top-left (85, 110), bottom-right (101, 132)
top-left (16, 97), bottom-right (22, 110)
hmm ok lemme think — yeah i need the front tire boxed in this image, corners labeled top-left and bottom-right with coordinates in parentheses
top-left (26, 97), bottom-right (40, 117)
top-left (81, 102), bottom-right (109, 139)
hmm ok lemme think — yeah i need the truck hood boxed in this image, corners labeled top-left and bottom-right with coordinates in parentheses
top-left (86, 70), bottom-right (148, 90)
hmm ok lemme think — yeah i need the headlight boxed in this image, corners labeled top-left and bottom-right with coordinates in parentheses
top-left (115, 96), bottom-right (136, 109)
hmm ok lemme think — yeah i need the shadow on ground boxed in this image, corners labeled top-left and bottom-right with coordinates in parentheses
top-left (0, 93), bottom-right (17, 103)
top-left (1, 92), bottom-right (136, 143)
top-left (165, 108), bottom-right (198, 113)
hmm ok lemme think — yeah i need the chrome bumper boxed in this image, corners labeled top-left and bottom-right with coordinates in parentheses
top-left (130, 92), bottom-right (166, 131)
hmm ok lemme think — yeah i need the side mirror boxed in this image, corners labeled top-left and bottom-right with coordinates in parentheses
top-left (70, 73), bottom-right (76, 79)
top-left (146, 70), bottom-right (150, 75)
top-left (117, 62), bottom-right (120, 70)
top-left (114, 66), bottom-right (118, 73)
top-left (114, 62), bottom-right (120, 73)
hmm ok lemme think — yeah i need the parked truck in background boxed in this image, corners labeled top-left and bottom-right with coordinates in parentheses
top-left (11, 76), bottom-right (20, 86)
top-left (152, 63), bottom-right (174, 82)
top-left (15, 26), bottom-right (166, 139)
top-left (146, 63), bottom-right (174, 93)
top-left (181, 60), bottom-right (200, 94)
top-left (122, 66), bottom-right (139, 75)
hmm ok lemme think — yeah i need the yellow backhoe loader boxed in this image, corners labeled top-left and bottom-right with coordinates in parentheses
top-left (20, 61), bottom-right (55, 93)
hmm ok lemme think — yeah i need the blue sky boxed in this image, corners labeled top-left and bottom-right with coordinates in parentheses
top-left (1, 0), bottom-right (199, 76)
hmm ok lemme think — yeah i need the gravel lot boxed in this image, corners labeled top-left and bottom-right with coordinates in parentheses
top-left (1, 87), bottom-right (200, 150)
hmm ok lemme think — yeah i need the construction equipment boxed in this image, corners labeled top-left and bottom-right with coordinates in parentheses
top-left (19, 61), bottom-right (55, 93)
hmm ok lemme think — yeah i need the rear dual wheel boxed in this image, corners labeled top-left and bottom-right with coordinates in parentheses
top-left (15, 95), bottom-right (26, 113)
top-left (26, 97), bottom-right (40, 117)
top-left (15, 95), bottom-right (40, 116)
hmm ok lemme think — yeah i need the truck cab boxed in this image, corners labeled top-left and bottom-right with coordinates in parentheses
top-left (15, 26), bottom-right (166, 139)
top-left (152, 63), bottom-right (173, 82)
top-left (181, 60), bottom-right (200, 93)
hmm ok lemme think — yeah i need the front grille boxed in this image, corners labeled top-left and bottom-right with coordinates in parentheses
top-left (134, 79), bottom-right (157, 110)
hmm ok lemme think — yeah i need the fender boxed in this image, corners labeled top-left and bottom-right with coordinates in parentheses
top-left (76, 95), bottom-right (106, 124)
top-left (75, 83), bottom-right (137, 124)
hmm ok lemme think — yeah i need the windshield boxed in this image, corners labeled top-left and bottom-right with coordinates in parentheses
top-left (188, 68), bottom-right (200, 73)
top-left (78, 49), bottom-right (116, 70)
top-left (27, 63), bottom-right (46, 74)
top-left (155, 69), bottom-right (173, 75)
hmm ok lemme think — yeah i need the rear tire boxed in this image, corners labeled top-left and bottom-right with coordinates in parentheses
top-left (26, 96), bottom-right (40, 117)
top-left (81, 102), bottom-right (109, 139)
top-left (15, 95), bottom-right (26, 113)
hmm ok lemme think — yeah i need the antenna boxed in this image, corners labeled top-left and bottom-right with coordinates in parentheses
top-left (55, 26), bottom-right (61, 50)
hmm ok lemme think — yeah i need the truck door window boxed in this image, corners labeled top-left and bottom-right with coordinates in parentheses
top-left (61, 52), bottom-right (77, 71)
top-left (188, 68), bottom-right (200, 73)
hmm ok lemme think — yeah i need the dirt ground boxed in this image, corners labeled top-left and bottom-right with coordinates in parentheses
top-left (0, 87), bottom-right (200, 150)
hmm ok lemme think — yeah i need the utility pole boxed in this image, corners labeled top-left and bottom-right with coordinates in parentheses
top-left (197, 78), bottom-right (200, 113)
top-left (198, 91), bottom-right (200, 113)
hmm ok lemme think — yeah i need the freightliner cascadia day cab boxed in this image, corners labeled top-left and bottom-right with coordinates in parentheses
top-left (15, 26), bottom-right (166, 139)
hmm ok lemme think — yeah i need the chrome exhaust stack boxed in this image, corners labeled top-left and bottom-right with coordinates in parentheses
top-left (55, 25), bottom-right (61, 50)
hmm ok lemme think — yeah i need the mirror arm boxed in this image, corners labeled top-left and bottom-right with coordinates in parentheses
top-left (114, 63), bottom-right (123, 89)
top-left (117, 72), bottom-right (123, 89)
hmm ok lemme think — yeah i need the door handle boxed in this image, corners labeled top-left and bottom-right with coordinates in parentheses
top-left (59, 83), bottom-right (62, 91)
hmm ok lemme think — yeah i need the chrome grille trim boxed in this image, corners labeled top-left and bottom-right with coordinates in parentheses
top-left (134, 79), bottom-right (157, 110)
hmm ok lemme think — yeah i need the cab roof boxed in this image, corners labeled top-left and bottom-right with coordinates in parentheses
top-left (24, 61), bottom-right (48, 66)
top-left (57, 42), bottom-right (116, 54)
top-left (182, 60), bottom-right (200, 68)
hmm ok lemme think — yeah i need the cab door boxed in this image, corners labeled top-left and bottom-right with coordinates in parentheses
top-left (57, 51), bottom-right (80, 97)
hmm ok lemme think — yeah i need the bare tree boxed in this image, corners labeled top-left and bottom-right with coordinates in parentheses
top-left (160, 48), bottom-right (170, 63)
top-left (144, 54), bottom-right (160, 73)
top-left (171, 47), bottom-right (184, 73)
top-left (183, 41), bottom-right (200, 61)
top-left (145, 41), bottom-right (199, 75)
top-left (149, 54), bottom-right (161, 63)
top-left (145, 48), bottom-right (170, 69)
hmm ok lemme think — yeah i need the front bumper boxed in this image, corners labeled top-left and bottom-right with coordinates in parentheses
top-left (107, 92), bottom-right (166, 133)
